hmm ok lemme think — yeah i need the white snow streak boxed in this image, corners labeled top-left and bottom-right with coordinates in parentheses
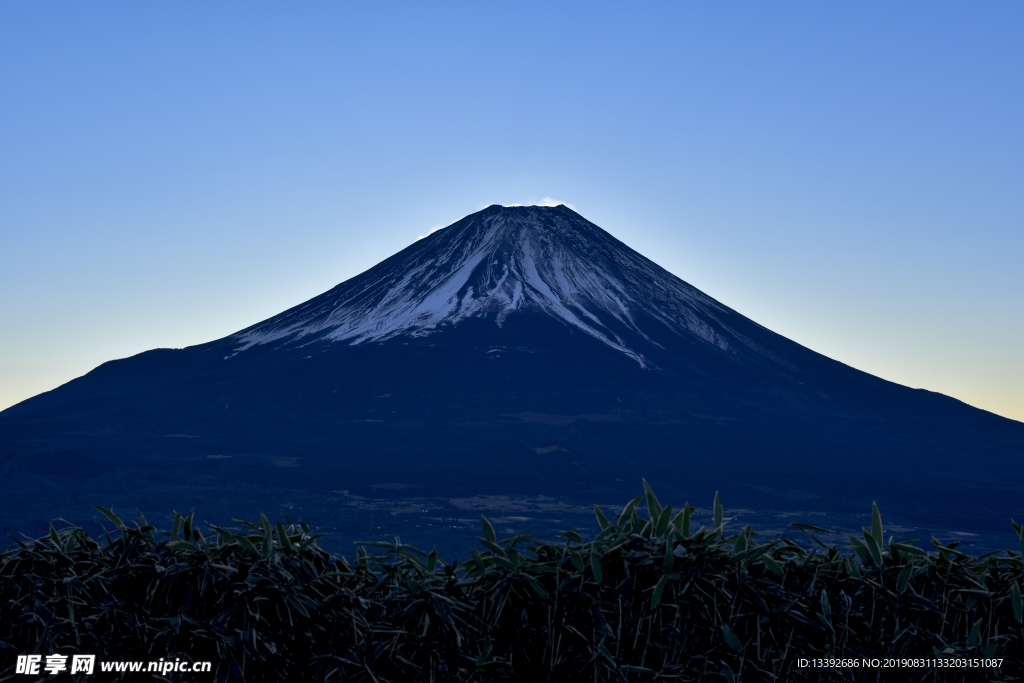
top-left (232, 207), bottom-right (738, 365)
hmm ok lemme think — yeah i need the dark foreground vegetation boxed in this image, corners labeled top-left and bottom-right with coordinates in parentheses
top-left (2, 483), bottom-right (1023, 682)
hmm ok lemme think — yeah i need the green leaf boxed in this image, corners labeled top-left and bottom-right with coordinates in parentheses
top-left (260, 512), bottom-right (273, 558)
top-left (722, 624), bottom-right (742, 652)
top-left (259, 512), bottom-right (272, 540)
top-left (897, 564), bottom-right (913, 593)
top-left (508, 548), bottom-right (521, 569)
top-left (560, 528), bottom-right (584, 544)
top-left (849, 535), bottom-right (871, 566)
top-left (590, 549), bottom-right (603, 584)
top-left (488, 556), bottom-right (515, 572)
top-left (966, 618), bottom-right (983, 649)
top-left (742, 543), bottom-right (772, 566)
top-left (820, 588), bottom-right (831, 620)
top-left (733, 526), bottom-right (749, 554)
top-left (762, 554), bottom-right (784, 578)
top-left (714, 491), bottom-right (723, 531)
top-left (872, 501), bottom-right (884, 549)
top-left (426, 548), bottom-right (437, 574)
top-left (654, 505), bottom-right (672, 538)
top-left (481, 515), bottom-right (496, 544)
top-left (720, 665), bottom-right (736, 683)
top-left (48, 524), bottom-right (61, 550)
top-left (790, 522), bottom-right (833, 549)
top-left (892, 541), bottom-right (927, 556)
top-left (569, 550), bottom-right (584, 573)
top-left (1019, 523), bottom-right (1024, 562)
top-left (470, 548), bottom-right (486, 573)
top-left (681, 503), bottom-right (692, 538)
top-left (861, 529), bottom-right (882, 567)
top-left (167, 539), bottom-right (199, 551)
top-left (95, 506), bottom-right (125, 530)
top-left (235, 534), bottom-right (260, 558)
top-left (650, 574), bottom-right (668, 609)
top-left (643, 479), bottom-right (662, 520)
top-left (669, 507), bottom-right (684, 531)
top-left (1011, 581), bottom-right (1022, 624)
top-left (593, 504), bottom-right (612, 531)
top-left (288, 595), bottom-right (310, 618)
top-left (479, 538), bottom-right (506, 556)
top-left (526, 576), bottom-right (549, 599)
top-left (276, 522), bottom-right (292, 551)
top-left (618, 496), bottom-right (642, 526)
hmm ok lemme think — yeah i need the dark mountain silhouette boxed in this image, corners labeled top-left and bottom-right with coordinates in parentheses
top-left (2, 205), bottom-right (1021, 551)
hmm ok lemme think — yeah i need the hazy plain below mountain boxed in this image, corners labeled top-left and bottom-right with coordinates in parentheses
top-left (2, 205), bottom-right (1021, 555)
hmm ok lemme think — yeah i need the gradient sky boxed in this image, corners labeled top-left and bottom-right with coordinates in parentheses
top-left (2, 3), bottom-right (1021, 421)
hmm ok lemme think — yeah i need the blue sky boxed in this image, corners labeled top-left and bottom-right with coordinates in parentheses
top-left (1, 3), bottom-right (1021, 420)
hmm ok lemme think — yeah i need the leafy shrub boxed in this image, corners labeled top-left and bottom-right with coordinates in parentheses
top-left (1, 482), bottom-right (1022, 681)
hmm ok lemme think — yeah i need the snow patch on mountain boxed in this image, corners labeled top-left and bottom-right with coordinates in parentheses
top-left (231, 205), bottom-right (748, 366)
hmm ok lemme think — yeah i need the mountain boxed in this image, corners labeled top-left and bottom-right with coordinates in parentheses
top-left (229, 204), bottom-right (741, 367)
top-left (1, 205), bottom-right (1021, 553)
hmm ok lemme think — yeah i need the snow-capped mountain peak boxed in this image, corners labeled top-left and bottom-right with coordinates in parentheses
top-left (231, 205), bottom-right (742, 366)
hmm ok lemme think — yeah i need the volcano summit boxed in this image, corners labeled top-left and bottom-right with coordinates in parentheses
top-left (1, 205), bottom-right (1021, 551)
top-left (230, 204), bottom-right (739, 367)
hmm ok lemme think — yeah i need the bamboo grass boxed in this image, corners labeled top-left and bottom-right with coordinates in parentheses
top-left (1, 482), bottom-right (1022, 681)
